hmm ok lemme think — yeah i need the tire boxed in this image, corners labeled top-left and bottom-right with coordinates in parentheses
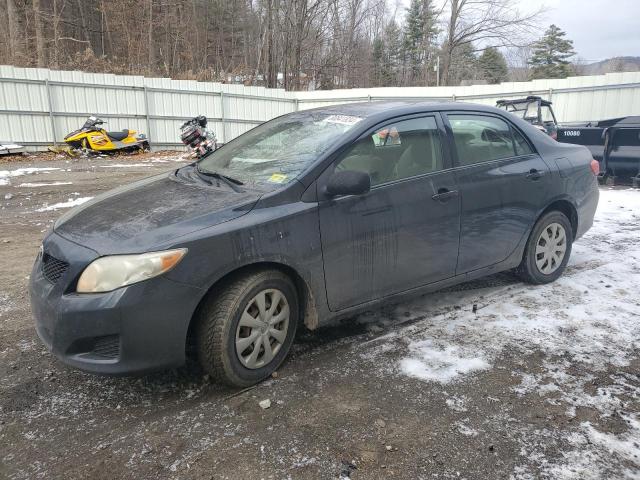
top-left (196, 270), bottom-right (298, 387)
top-left (517, 211), bottom-right (573, 285)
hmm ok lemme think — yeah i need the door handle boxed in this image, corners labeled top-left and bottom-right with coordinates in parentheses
top-left (431, 188), bottom-right (459, 202)
top-left (526, 168), bottom-right (543, 180)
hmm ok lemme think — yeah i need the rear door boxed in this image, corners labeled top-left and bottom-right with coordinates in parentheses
top-left (317, 114), bottom-right (460, 311)
top-left (444, 113), bottom-right (551, 274)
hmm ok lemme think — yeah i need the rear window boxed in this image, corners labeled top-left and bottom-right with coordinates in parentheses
top-left (513, 128), bottom-right (534, 156)
top-left (448, 114), bottom-right (521, 165)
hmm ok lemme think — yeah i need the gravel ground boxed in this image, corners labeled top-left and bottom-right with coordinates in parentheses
top-left (0, 152), bottom-right (639, 480)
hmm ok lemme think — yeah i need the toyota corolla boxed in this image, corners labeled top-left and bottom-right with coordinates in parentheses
top-left (29, 102), bottom-right (599, 387)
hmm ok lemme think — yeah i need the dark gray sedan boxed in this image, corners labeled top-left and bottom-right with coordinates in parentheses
top-left (29, 102), bottom-right (599, 386)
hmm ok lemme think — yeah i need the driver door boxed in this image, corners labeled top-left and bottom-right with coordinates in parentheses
top-left (317, 114), bottom-right (461, 311)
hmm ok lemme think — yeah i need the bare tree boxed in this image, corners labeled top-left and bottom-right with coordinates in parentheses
top-left (441, 0), bottom-right (541, 85)
top-left (0, 0), bottom-right (552, 91)
top-left (505, 45), bottom-right (532, 81)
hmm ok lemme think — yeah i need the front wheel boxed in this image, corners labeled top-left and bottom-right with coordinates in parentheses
top-left (517, 211), bottom-right (573, 284)
top-left (196, 270), bottom-right (298, 387)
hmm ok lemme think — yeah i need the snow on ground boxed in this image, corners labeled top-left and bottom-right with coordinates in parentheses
top-left (0, 167), bottom-right (61, 186)
top-left (399, 340), bottom-right (490, 383)
top-left (98, 163), bottom-right (150, 168)
top-left (17, 181), bottom-right (72, 188)
top-left (361, 188), bottom-right (640, 479)
top-left (36, 197), bottom-right (93, 212)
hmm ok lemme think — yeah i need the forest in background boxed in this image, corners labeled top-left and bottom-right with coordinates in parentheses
top-left (0, 0), bottom-right (634, 90)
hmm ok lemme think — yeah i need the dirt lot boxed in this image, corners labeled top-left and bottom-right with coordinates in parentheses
top-left (1, 152), bottom-right (639, 480)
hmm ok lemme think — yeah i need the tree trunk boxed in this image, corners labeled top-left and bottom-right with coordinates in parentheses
top-left (33, 0), bottom-right (46, 67)
top-left (52, 0), bottom-right (59, 68)
top-left (266, 0), bottom-right (276, 87)
top-left (148, 0), bottom-right (155, 68)
top-left (442, 0), bottom-right (459, 86)
top-left (6, 0), bottom-right (23, 63)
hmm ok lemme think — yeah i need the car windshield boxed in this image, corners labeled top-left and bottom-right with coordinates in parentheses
top-left (198, 111), bottom-right (363, 186)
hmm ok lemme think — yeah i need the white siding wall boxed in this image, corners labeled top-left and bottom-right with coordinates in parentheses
top-left (1, 65), bottom-right (639, 150)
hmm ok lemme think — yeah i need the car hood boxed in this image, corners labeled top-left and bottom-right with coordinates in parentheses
top-left (54, 172), bottom-right (262, 255)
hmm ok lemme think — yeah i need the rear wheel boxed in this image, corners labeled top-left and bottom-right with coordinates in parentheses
top-left (196, 270), bottom-right (298, 387)
top-left (517, 211), bottom-right (573, 284)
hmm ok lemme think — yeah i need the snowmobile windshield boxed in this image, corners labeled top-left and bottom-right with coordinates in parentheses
top-left (82, 117), bottom-right (102, 129)
top-left (197, 111), bottom-right (363, 187)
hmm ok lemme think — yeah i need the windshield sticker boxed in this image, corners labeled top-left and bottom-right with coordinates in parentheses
top-left (372, 127), bottom-right (401, 147)
top-left (235, 157), bottom-right (272, 164)
top-left (267, 173), bottom-right (288, 183)
top-left (323, 115), bottom-right (362, 126)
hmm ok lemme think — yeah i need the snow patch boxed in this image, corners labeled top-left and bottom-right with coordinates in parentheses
top-left (36, 197), bottom-right (93, 212)
top-left (99, 163), bottom-right (150, 168)
top-left (399, 340), bottom-right (490, 383)
top-left (455, 421), bottom-right (479, 437)
top-left (17, 181), bottom-right (72, 188)
top-left (0, 167), bottom-right (61, 185)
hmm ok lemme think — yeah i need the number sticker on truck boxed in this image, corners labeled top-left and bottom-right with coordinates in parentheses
top-left (563, 130), bottom-right (581, 137)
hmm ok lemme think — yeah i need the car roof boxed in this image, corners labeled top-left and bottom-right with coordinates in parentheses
top-left (302, 100), bottom-right (508, 123)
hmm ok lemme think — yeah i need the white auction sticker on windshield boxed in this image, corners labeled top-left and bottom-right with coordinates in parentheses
top-left (323, 115), bottom-right (362, 126)
top-left (235, 157), bottom-right (271, 164)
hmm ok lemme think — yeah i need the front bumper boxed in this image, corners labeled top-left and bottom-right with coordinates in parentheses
top-left (29, 232), bottom-right (204, 375)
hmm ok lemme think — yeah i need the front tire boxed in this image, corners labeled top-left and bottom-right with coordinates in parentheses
top-left (517, 211), bottom-right (573, 284)
top-left (196, 270), bottom-right (298, 387)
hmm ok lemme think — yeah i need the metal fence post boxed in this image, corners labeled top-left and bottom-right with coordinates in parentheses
top-left (143, 86), bottom-right (152, 143)
top-left (548, 87), bottom-right (553, 102)
top-left (220, 91), bottom-right (226, 143)
top-left (45, 79), bottom-right (57, 146)
top-left (294, 98), bottom-right (299, 112)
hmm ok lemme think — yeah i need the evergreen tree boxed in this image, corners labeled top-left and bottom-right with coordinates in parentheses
top-left (529, 24), bottom-right (576, 79)
top-left (371, 37), bottom-right (390, 86)
top-left (478, 47), bottom-right (508, 84)
top-left (448, 43), bottom-right (478, 85)
top-left (402, 0), bottom-right (439, 85)
top-left (384, 20), bottom-right (403, 85)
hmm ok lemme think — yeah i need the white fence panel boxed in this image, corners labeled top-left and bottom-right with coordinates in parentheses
top-left (1, 65), bottom-right (639, 150)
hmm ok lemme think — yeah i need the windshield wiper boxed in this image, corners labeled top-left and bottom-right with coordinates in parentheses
top-left (195, 164), bottom-right (244, 192)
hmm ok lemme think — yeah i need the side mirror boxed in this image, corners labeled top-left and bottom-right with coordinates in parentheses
top-left (326, 170), bottom-right (371, 197)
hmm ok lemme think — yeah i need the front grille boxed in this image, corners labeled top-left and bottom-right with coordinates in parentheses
top-left (91, 335), bottom-right (120, 359)
top-left (41, 253), bottom-right (69, 284)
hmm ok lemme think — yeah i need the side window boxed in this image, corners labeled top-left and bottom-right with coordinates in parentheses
top-left (336, 116), bottom-right (443, 186)
top-left (513, 128), bottom-right (534, 156)
top-left (448, 114), bottom-right (517, 166)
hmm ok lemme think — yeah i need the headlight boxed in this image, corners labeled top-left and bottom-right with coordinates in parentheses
top-left (76, 248), bottom-right (187, 293)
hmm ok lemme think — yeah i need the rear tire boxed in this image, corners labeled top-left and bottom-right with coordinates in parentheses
top-left (196, 270), bottom-right (298, 387)
top-left (517, 211), bottom-right (573, 284)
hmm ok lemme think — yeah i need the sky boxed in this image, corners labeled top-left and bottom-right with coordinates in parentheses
top-left (392, 0), bottom-right (640, 63)
top-left (520, 0), bottom-right (640, 61)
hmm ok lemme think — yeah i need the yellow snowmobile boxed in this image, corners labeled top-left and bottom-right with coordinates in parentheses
top-left (64, 116), bottom-right (149, 154)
